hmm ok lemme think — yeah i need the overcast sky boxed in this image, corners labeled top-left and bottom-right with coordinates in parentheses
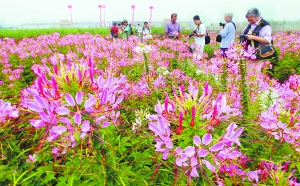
top-left (0, 0), bottom-right (299, 25)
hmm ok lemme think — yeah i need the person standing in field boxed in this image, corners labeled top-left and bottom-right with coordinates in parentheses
top-left (110, 23), bottom-right (119, 39)
top-left (135, 23), bottom-right (143, 37)
top-left (240, 7), bottom-right (272, 72)
top-left (121, 19), bottom-right (130, 40)
top-left (165, 13), bottom-right (180, 39)
top-left (219, 13), bottom-right (236, 57)
top-left (142, 22), bottom-right (152, 41)
top-left (192, 15), bottom-right (206, 56)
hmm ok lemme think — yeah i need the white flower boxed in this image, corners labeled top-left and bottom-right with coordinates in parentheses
top-left (195, 69), bottom-right (202, 75)
top-left (134, 44), bottom-right (152, 54)
top-left (163, 70), bottom-right (170, 76)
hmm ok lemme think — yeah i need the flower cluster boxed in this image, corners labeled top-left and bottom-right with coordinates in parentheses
top-left (0, 99), bottom-right (19, 123)
top-left (21, 59), bottom-right (125, 157)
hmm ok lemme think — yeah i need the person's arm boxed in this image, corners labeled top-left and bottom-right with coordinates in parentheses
top-left (246, 25), bottom-right (271, 44)
top-left (246, 35), bottom-right (269, 43)
top-left (164, 24), bottom-right (169, 39)
top-left (220, 24), bottom-right (229, 37)
top-left (177, 24), bottom-right (181, 39)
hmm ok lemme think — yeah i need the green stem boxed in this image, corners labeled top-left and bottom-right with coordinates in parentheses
top-left (239, 59), bottom-right (249, 118)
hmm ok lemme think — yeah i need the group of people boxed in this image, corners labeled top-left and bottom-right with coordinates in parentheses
top-left (164, 7), bottom-right (273, 71)
top-left (110, 20), bottom-right (152, 41)
top-left (111, 7), bottom-right (272, 71)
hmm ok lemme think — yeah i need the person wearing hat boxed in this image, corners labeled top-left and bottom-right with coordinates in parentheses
top-left (192, 15), bottom-right (206, 57)
top-left (121, 19), bottom-right (130, 40)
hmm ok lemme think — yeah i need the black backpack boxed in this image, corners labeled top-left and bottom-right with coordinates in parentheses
top-left (142, 27), bottom-right (150, 33)
top-left (129, 26), bottom-right (133, 35)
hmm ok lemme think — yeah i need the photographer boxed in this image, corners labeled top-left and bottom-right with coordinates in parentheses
top-left (121, 19), bottom-right (130, 40)
top-left (219, 13), bottom-right (236, 57)
top-left (241, 8), bottom-right (272, 72)
top-left (192, 15), bottom-right (206, 57)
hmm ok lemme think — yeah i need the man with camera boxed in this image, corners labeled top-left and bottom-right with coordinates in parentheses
top-left (219, 13), bottom-right (236, 57)
top-left (190, 15), bottom-right (206, 57)
top-left (240, 8), bottom-right (273, 72)
top-left (121, 19), bottom-right (130, 40)
top-left (165, 13), bottom-right (180, 39)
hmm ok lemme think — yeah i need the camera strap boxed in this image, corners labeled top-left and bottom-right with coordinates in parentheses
top-left (249, 28), bottom-right (255, 48)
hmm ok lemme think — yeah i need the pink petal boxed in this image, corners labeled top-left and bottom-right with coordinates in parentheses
top-left (101, 121), bottom-right (110, 128)
top-left (52, 126), bottom-right (66, 134)
top-left (184, 146), bottom-right (195, 157)
top-left (202, 134), bottom-right (212, 146)
top-left (193, 136), bottom-right (201, 146)
top-left (65, 93), bottom-right (75, 106)
top-left (202, 160), bottom-right (215, 173)
top-left (226, 123), bottom-right (237, 136)
top-left (85, 107), bottom-right (94, 112)
top-left (115, 95), bottom-right (123, 105)
top-left (84, 96), bottom-right (95, 108)
top-left (39, 112), bottom-right (49, 122)
top-left (157, 118), bottom-right (165, 133)
top-left (149, 123), bottom-right (162, 135)
top-left (231, 127), bottom-right (244, 138)
top-left (101, 89), bottom-right (107, 104)
top-left (190, 167), bottom-right (199, 177)
top-left (29, 120), bottom-right (46, 128)
top-left (96, 116), bottom-right (106, 124)
top-left (148, 115), bottom-right (158, 121)
top-left (55, 107), bottom-right (70, 115)
top-left (74, 113), bottom-right (81, 125)
top-left (197, 149), bottom-right (208, 157)
top-left (26, 88), bottom-right (39, 95)
top-left (34, 96), bottom-right (45, 108)
top-left (209, 143), bottom-right (224, 152)
top-left (27, 102), bottom-right (43, 112)
top-left (191, 105), bottom-right (196, 120)
top-left (60, 117), bottom-right (71, 124)
top-left (175, 147), bottom-right (182, 154)
top-left (75, 92), bottom-right (83, 105)
top-left (190, 157), bottom-right (198, 167)
top-left (81, 123), bottom-right (90, 132)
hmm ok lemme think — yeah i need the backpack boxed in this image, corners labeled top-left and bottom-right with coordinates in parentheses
top-left (129, 26), bottom-right (133, 35)
top-left (142, 27), bottom-right (150, 33)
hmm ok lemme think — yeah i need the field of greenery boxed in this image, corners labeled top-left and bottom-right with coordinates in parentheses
top-left (0, 29), bottom-right (300, 185)
top-left (0, 27), bottom-right (194, 41)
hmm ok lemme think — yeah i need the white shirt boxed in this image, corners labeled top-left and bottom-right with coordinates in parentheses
top-left (142, 27), bottom-right (151, 36)
top-left (136, 26), bottom-right (143, 33)
top-left (241, 18), bottom-right (272, 44)
top-left (194, 23), bottom-right (206, 46)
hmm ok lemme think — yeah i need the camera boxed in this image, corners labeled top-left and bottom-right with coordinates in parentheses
top-left (239, 34), bottom-right (247, 43)
top-left (188, 30), bottom-right (197, 38)
top-left (219, 22), bottom-right (226, 28)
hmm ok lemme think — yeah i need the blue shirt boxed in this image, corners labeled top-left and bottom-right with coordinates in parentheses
top-left (219, 21), bottom-right (236, 48)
